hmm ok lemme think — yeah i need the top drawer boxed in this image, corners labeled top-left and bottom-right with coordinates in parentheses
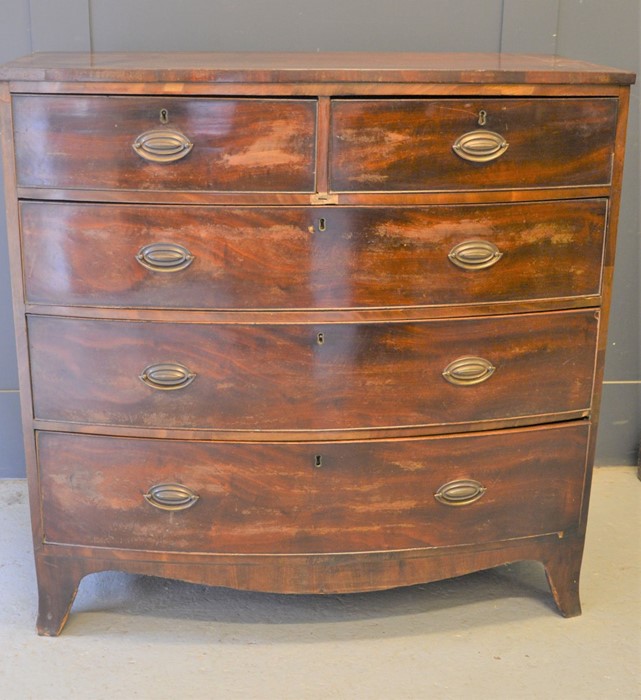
top-left (12, 95), bottom-right (317, 192)
top-left (330, 98), bottom-right (618, 192)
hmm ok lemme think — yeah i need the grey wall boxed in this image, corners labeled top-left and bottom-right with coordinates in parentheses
top-left (0, 0), bottom-right (639, 476)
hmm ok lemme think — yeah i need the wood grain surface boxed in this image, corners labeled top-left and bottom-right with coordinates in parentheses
top-left (13, 95), bottom-right (316, 192)
top-left (21, 199), bottom-right (607, 309)
top-left (38, 422), bottom-right (588, 554)
top-left (330, 98), bottom-right (618, 191)
top-left (28, 310), bottom-right (598, 432)
top-left (0, 52), bottom-right (635, 84)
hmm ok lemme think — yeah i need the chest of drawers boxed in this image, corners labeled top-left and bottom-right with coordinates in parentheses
top-left (0, 52), bottom-right (634, 635)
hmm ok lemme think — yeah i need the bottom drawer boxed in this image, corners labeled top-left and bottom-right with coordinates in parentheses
top-left (38, 423), bottom-right (589, 554)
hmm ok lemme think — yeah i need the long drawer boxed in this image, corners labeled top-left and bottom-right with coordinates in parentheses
top-left (13, 95), bottom-right (317, 192)
top-left (29, 311), bottom-right (597, 431)
top-left (330, 98), bottom-right (618, 191)
top-left (38, 422), bottom-right (589, 554)
top-left (21, 199), bottom-right (607, 309)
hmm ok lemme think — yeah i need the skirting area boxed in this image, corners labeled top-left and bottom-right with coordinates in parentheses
top-left (0, 467), bottom-right (639, 699)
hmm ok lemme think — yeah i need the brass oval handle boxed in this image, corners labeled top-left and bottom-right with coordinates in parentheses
top-left (452, 129), bottom-right (509, 163)
top-left (442, 356), bottom-right (495, 386)
top-left (144, 483), bottom-right (199, 511)
top-left (448, 240), bottom-right (503, 271)
top-left (132, 128), bottom-right (193, 163)
top-left (139, 362), bottom-right (196, 390)
top-left (136, 242), bottom-right (195, 272)
top-left (435, 479), bottom-right (486, 507)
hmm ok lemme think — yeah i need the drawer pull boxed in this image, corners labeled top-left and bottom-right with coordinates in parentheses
top-left (144, 483), bottom-right (199, 511)
top-left (452, 129), bottom-right (509, 163)
top-left (442, 356), bottom-right (495, 386)
top-left (136, 242), bottom-right (195, 272)
top-left (133, 128), bottom-right (193, 163)
top-left (448, 240), bottom-right (503, 270)
top-left (435, 479), bottom-right (486, 507)
top-left (139, 362), bottom-right (196, 390)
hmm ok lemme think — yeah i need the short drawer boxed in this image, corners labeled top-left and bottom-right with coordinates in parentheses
top-left (21, 199), bottom-right (606, 309)
top-left (29, 310), bottom-right (597, 432)
top-left (13, 95), bottom-right (316, 192)
top-left (330, 98), bottom-right (618, 191)
top-left (38, 423), bottom-right (589, 554)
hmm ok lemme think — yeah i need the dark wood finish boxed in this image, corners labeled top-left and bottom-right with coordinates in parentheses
top-left (0, 52), bottom-right (634, 634)
top-left (5, 82), bottom-right (629, 99)
top-left (33, 532), bottom-right (586, 632)
top-left (579, 88), bottom-right (633, 536)
top-left (0, 84), bottom-right (48, 560)
top-left (34, 557), bottom-right (84, 636)
top-left (29, 414), bottom-right (592, 444)
top-left (13, 95), bottom-right (316, 192)
top-left (38, 423), bottom-right (588, 554)
top-left (315, 97), bottom-right (331, 195)
top-left (22, 299), bottom-right (604, 324)
top-left (542, 538), bottom-right (584, 618)
top-left (331, 98), bottom-right (618, 191)
top-left (16, 185), bottom-right (614, 206)
top-left (36, 533), bottom-right (586, 601)
top-left (0, 52), bottom-right (635, 85)
top-left (21, 199), bottom-right (607, 310)
top-left (29, 311), bottom-right (597, 432)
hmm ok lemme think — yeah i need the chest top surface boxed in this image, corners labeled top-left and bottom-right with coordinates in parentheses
top-left (0, 51), bottom-right (635, 85)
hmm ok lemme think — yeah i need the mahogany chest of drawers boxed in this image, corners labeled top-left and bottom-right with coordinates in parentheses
top-left (0, 52), bottom-right (634, 635)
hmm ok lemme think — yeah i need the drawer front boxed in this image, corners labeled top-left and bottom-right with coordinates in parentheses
top-left (38, 423), bottom-right (589, 554)
top-left (13, 95), bottom-right (316, 192)
top-left (29, 311), bottom-right (597, 431)
top-left (21, 199), bottom-right (606, 309)
top-left (330, 98), bottom-right (617, 191)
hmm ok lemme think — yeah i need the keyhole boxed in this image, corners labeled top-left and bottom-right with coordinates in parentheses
top-left (314, 455), bottom-right (323, 468)
top-left (478, 109), bottom-right (487, 126)
top-left (160, 109), bottom-right (169, 124)
top-left (318, 218), bottom-right (327, 232)
top-left (317, 332), bottom-right (325, 345)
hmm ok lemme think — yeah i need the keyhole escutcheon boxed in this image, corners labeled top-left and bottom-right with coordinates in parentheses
top-left (160, 108), bottom-right (169, 124)
top-left (478, 109), bottom-right (487, 126)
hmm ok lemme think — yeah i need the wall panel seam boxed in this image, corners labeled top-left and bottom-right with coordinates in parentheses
top-left (87, 0), bottom-right (94, 53)
top-left (26, 0), bottom-right (33, 53)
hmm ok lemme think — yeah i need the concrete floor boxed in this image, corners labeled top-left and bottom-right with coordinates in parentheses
top-left (0, 468), bottom-right (639, 700)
